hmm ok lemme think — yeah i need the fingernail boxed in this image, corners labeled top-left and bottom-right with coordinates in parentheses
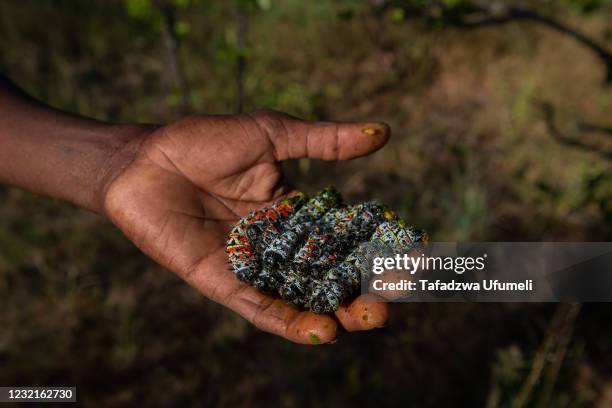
top-left (362, 127), bottom-right (380, 136)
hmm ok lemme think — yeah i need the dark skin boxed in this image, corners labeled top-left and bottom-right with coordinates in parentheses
top-left (0, 76), bottom-right (391, 344)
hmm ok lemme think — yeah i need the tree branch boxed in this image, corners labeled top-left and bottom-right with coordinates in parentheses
top-left (541, 102), bottom-right (612, 161)
top-left (379, 0), bottom-right (612, 82)
top-left (458, 4), bottom-right (612, 81)
top-left (513, 304), bottom-right (581, 408)
top-left (235, 4), bottom-right (248, 113)
top-left (155, 0), bottom-right (192, 116)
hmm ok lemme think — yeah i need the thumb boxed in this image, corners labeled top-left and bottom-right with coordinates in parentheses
top-left (248, 110), bottom-right (391, 161)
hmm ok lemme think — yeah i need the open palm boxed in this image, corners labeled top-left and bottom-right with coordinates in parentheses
top-left (103, 110), bottom-right (390, 344)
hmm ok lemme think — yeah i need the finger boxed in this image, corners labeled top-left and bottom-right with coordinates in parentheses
top-left (185, 247), bottom-right (338, 344)
top-left (368, 246), bottom-right (425, 301)
top-left (335, 255), bottom-right (416, 331)
top-left (335, 294), bottom-right (389, 332)
top-left (108, 162), bottom-right (335, 344)
top-left (226, 286), bottom-right (338, 345)
top-left (249, 110), bottom-right (390, 161)
top-left (369, 268), bottom-right (415, 301)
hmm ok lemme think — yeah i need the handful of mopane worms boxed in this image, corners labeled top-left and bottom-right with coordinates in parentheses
top-left (226, 187), bottom-right (427, 314)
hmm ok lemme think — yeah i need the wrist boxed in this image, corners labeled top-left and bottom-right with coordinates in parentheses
top-left (90, 123), bottom-right (158, 215)
top-left (0, 112), bottom-right (157, 214)
top-left (0, 75), bottom-right (162, 214)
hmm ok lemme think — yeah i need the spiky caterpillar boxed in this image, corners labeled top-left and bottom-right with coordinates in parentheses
top-left (226, 193), bottom-right (307, 282)
top-left (226, 187), bottom-right (427, 313)
top-left (261, 187), bottom-right (342, 270)
top-left (294, 204), bottom-right (383, 264)
top-left (309, 220), bottom-right (428, 314)
top-left (253, 188), bottom-right (343, 292)
top-left (277, 203), bottom-right (386, 304)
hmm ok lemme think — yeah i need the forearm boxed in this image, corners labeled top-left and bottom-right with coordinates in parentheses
top-left (0, 76), bottom-right (155, 213)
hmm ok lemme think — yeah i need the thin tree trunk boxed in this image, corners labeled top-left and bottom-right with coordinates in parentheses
top-left (156, 0), bottom-right (192, 116)
top-left (235, 5), bottom-right (248, 113)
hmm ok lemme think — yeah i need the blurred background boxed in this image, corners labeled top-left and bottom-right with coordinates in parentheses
top-left (0, 0), bottom-right (611, 406)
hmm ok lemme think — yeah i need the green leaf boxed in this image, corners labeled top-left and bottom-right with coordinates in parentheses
top-left (390, 7), bottom-right (405, 22)
top-left (173, 0), bottom-right (191, 7)
top-left (564, 0), bottom-right (604, 14)
top-left (125, 0), bottom-right (155, 20)
top-left (257, 0), bottom-right (272, 11)
top-left (175, 20), bottom-right (191, 37)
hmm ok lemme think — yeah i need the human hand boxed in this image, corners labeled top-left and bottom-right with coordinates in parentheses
top-left (101, 110), bottom-right (391, 344)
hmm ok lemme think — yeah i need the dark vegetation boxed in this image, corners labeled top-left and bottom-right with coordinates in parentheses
top-left (0, 0), bottom-right (611, 406)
